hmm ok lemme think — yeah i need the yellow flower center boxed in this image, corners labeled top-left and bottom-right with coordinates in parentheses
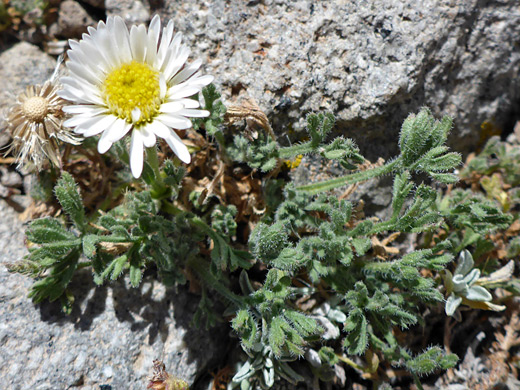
top-left (102, 61), bottom-right (161, 125)
top-left (22, 96), bottom-right (49, 123)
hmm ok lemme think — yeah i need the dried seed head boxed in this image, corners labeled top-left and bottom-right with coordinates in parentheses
top-left (4, 79), bottom-right (81, 171)
top-left (21, 96), bottom-right (49, 123)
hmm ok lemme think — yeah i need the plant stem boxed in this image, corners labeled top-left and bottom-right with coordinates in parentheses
top-left (336, 354), bottom-right (366, 372)
top-left (412, 373), bottom-right (424, 390)
top-left (296, 158), bottom-right (401, 195)
top-left (146, 147), bottom-right (168, 199)
top-left (279, 141), bottom-right (315, 159)
top-left (161, 199), bottom-right (183, 216)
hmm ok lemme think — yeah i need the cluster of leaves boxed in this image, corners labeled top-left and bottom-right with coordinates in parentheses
top-left (9, 85), bottom-right (520, 389)
top-left (10, 164), bottom-right (243, 314)
top-left (227, 112), bottom-right (365, 174)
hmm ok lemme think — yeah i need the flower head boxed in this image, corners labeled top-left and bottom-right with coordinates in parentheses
top-left (59, 15), bottom-right (213, 178)
top-left (5, 61), bottom-right (80, 171)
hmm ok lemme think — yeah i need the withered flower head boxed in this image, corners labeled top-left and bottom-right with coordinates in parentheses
top-left (147, 360), bottom-right (189, 390)
top-left (4, 60), bottom-right (81, 171)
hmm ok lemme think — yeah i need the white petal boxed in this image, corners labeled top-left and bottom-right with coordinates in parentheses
top-left (141, 124), bottom-right (157, 147)
top-left (76, 115), bottom-right (117, 137)
top-left (159, 32), bottom-right (182, 71)
top-left (108, 120), bottom-right (132, 143)
top-left (68, 40), bottom-right (79, 50)
top-left (190, 74), bottom-right (214, 87)
top-left (156, 114), bottom-right (192, 129)
top-left (170, 59), bottom-right (202, 85)
top-left (160, 101), bottom-right (184, 114)
top-left (95, 27), bottom-right (119, 69)
top-left (76, 41), bottom-right (111, 73)
top-left (113, 16), bottom-right (132, 63)
top-left (130, 130), bottom-right (144, 178)
top-left (177, 109), bottom-right (210, 118)
top-left (98, 118), bottom-right (130, 153)
top-left (147, 119), bottom-right (171, 138)
top-left (131, 108), bottom-right (142, 123)
top-left (61, 76), bottom-right (103, 101)
top-left (146, 15), bottom-right (161, 65)
top-left (64, 108), bottom-right (109, 127)
top-left (97, 135), bottom-right (113, 154)
top-left (175, 98), bottom-right (200, 109)
top-left (165, 130), bottom-right (190, 163)
top-left (148, 120), bottom-right (190, 163)
top-left (156, 20), bottom-right (174, 68)
top-left (159, 75), bottom-right (167, 99)
top-left (130, 24), bottom-right (147, 63)
top-left (60, 79), bottom-right (104, 102)
top-left (163, 45), bottom-right (190, 82)
top-left (167, 85), bottom-right (202, 100)
top-left (63, 105), bottom-right (106, 115)
top-left (67, 60), bottom-right (103, 86)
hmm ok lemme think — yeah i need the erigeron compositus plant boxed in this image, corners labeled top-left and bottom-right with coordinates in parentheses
top-left (5, 15), bottom-right (520, 388)
top-left (60, 15), bottom-right (213, 178)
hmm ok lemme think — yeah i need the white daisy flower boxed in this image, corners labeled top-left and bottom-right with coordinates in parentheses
top-left (59, 15), bottom-right (214, 178)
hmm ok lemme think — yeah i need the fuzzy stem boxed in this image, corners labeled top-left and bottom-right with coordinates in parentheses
top-left (336, 354), bottom-right (366, 372)
top-left (296, 158), bottom-right (401, 195)
top-left (412, 373), bottom-right (424, 390)
top-left (146, 147), bottom-right (168, 199)
top-left (160, 199), bottom-right (183, 216)
top-left (278, 141), bottom-right (315, 159)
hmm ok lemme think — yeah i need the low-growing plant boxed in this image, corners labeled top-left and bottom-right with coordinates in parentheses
top-left (5, 16), bottom-right (520, 390)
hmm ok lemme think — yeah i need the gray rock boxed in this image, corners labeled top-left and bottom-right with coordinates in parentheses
top-left (0, 43), bottom-right (56, 136)
top-left (158, 0), bottom-right (520, 159)
top-left (0, 198), bottom-right (228, 389)
top-left (105, 0), bottom-right (150, 26)
top-left (0, 166), bottom-right (22, 188)
top-left (57, 0), bottom-right (95, 38)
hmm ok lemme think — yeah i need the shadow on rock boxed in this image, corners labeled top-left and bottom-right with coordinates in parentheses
top-left (37, 267), bottom-right (231, 384)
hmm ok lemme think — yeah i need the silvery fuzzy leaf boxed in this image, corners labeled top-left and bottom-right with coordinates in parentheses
top-left (454, 250), bottom-right (474, 276)
top-left (305, 348), bottom-right (322, 368)
top-left (465, 285), bottom-right (492, 302)
top-left (313, 302), bottom-right (330, 317)
top-left (443, 269), bottom-right (454, 292)
top-left (445, 294), bottom-right (462, 316)
top-left (233, 361), bottom-right (254, 382)
top-left (315, 316), bottom-right (340, 340)
top-left (463, 268), bottom-right (481, 286)
top-left (452, 274), bottom-right (470, 293)
top-left (328, 308), bottom-right (347, 323)
top-left (263, 365), bottom-right (275, 388)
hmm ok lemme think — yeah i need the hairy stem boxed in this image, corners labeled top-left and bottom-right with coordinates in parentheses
top-left (146, 147), bottom-right (168, 199)
top-left (296, 158), bottom-right (401, 195)
top-left (279, 141), bottom-right (316, 159)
